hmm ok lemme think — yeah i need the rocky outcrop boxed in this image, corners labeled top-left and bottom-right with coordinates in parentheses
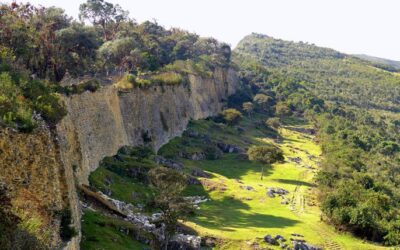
top-left (57, 67), bottom-right (239, 185)
top-left (0, 124), bottom-right (67, 249)
top-left (55, 67), bottom-right (239, 249)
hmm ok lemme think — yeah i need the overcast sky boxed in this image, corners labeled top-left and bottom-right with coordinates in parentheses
top-left (6, 0), bottom-right (400, 60)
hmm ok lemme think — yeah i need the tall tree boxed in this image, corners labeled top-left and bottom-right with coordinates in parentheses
top-left (79, 0), bottom-right (129, 41)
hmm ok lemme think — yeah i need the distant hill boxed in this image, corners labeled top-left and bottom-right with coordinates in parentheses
top-left (354, 54), bottom-right (400, 71)
top-left (234, 33), bottom-right (400, 111)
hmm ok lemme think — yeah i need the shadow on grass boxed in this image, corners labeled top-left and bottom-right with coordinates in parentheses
top-left (191, 196), bottom-right (299, 231)
top-left (273, 178), bottom-right (316, 187)
top-left (186, 155), bottom-right (273, 180)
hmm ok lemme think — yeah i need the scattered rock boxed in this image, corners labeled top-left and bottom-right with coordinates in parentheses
top-left (187, 176), bottom-right (201, 185)
top-left (170, 234), bottom-right (201, 250)
top-left (186, 152), bottom-right (207, 161)
top-left (288, 157), bottom-right (302, 164)
top-left (264, 234), bottom-right (278, 245)
top-left (291, 233), bottom-right (304, 237)
top-left (275, 235), bottom-right (285, 241)
top-left (154, 156), bottom-right (184, 171)
top-left (267, 187), bottom-right (289, 198)
top-left (292, 241), bottom-right (322, 250)
top-left (241, 185), bottom-right (255, 191)
top-left (267, 189), bottom-right (275, 198)
top-left (191, 168), bottom-right (210, 178)
top-left (216, 142), bottom-right (245, 154)
top-left (201, 236), bottom-right (218, 247)
top-left (103, 188), bottom-right (112, 196)
top-left (104, 176), bottom-right (113, 186)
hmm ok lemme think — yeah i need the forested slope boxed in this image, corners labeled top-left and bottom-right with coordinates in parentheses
top-left (233, 33), bottom-right (400, 245)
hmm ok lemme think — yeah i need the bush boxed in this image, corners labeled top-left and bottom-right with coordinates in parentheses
top-left (221, 108), bottom-right (242, 126)
top-left (275, 102), bottom-right (292, 117)
top-left (247, 145), bottom-right (284, 164)
top-left (150, 72), bottom-right (184, 85)
top-left (265, 117), bottom-right (280, 129)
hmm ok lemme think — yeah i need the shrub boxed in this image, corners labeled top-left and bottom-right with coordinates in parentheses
top-left (275, 102), bottom-right (292, 117)
top-left (115, 74), bottom-right (134, 89)
top-left (265, 117), bottom-right (280, 129)
top-left (221, 108), bottom-right (242, 126)
top-left (150, 72), bottom-right (183, 85)
top-left (247, 145), bottom-right (284, 164)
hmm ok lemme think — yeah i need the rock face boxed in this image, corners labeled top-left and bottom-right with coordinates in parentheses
top-left (0, 125), bottom-right (69, 249)
top-left (57, 68), bottom-right (239, 185)
top-left (54, 67), bottom-right (239, 249)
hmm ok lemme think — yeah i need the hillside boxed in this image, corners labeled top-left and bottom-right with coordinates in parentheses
top-left (1, 1), bottom-right (400, 250)
top-left (235, 33), bottom-right (400, 112)
top-left (354, 54), bottom-right (400, 71)
top-left (233, 33), bottom-right (400, 246)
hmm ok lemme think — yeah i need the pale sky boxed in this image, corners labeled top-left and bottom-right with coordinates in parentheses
top-left (6, 0), bottom-right (400, 60)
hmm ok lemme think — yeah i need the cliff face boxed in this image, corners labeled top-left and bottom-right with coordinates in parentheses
top-left (0, 125), bottom-right (67, 249)
top-left (55, 67), bottom-right (239, 249)
top-left (56, 68), bottom-right (239, 185)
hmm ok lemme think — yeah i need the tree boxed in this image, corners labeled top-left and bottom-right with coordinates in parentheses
top-left (242, 102), bottom-right (254, 117)
top-left (265, 117), bottom-right (280, 129)
top-left (275, 102), bottom-right (292, 117)
top-left (253, 93), bottom-right (273, 112)
top-left (148, 167), bottom-right (193, 249)
top-left (247, 145), bottom-right (284, 179)
top-left (79, 0), bottom-right (129, 41)
top-left (221, 108), bottom-right (242, 126)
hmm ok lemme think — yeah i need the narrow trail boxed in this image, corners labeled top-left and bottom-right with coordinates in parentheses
top-left (282, 127), bottom-right (343, 250)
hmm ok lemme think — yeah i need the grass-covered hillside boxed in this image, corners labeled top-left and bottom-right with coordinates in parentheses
top-left (235, 33), bottom-right (400, 112)
top-left (233, 33), bottom-right (400, 246)
top-left (84, 115), bottom-right (386, 249)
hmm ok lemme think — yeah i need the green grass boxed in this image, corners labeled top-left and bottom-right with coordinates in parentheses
top-left (86, 116), bottom-right (390, 249)
top-left (89, 167), bottom-right (154, 207)
top-left (179, 121), bottom-right (388, 250)
top-left (81, 210), bottom-right (148, 250)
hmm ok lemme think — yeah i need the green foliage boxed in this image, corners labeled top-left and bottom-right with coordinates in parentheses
top-left (275, 102), bottom-right (292, 117)
top-left (221, 108), bottom-right (243, 126)
top-left (247, 145), bottom-right (284, 165)
top-left (81, 210), bottom-right (150, 250)
top-left (148, 167), bottom-right (192, 246)
top-left (265, 117), bottom-right (280, 129)
top-left (234, 33), bottom-right (400, 245)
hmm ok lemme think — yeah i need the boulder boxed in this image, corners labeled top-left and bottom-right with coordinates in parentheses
top-left (201, 236), bottom-right (218, 247)
top-left (170, 234), bottom-right (201, 250)
top-left (267, 189), bottom-right (275, 198)
top-left (241, 185), bottom-right (255, 191)
top-left (292, 241), bottom-right (322, 250)
top-left (267, 187), bottom-right (289, 197)
top-left (191, 168), bottom-right (210, 178)
top-left (264, 234), bottom-right (278, 245)
top-left (216, 142), bottom-right (245, 154)
top-left (187, 176), bottom-right (201, 185)
top-left (154, 156), bottom-right (184, 171)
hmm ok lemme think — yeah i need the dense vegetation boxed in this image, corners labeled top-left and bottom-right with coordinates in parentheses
top-left (0, 0), bottom-right (231, 131)
top-left (233, 33), bottom-right (400, 245)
